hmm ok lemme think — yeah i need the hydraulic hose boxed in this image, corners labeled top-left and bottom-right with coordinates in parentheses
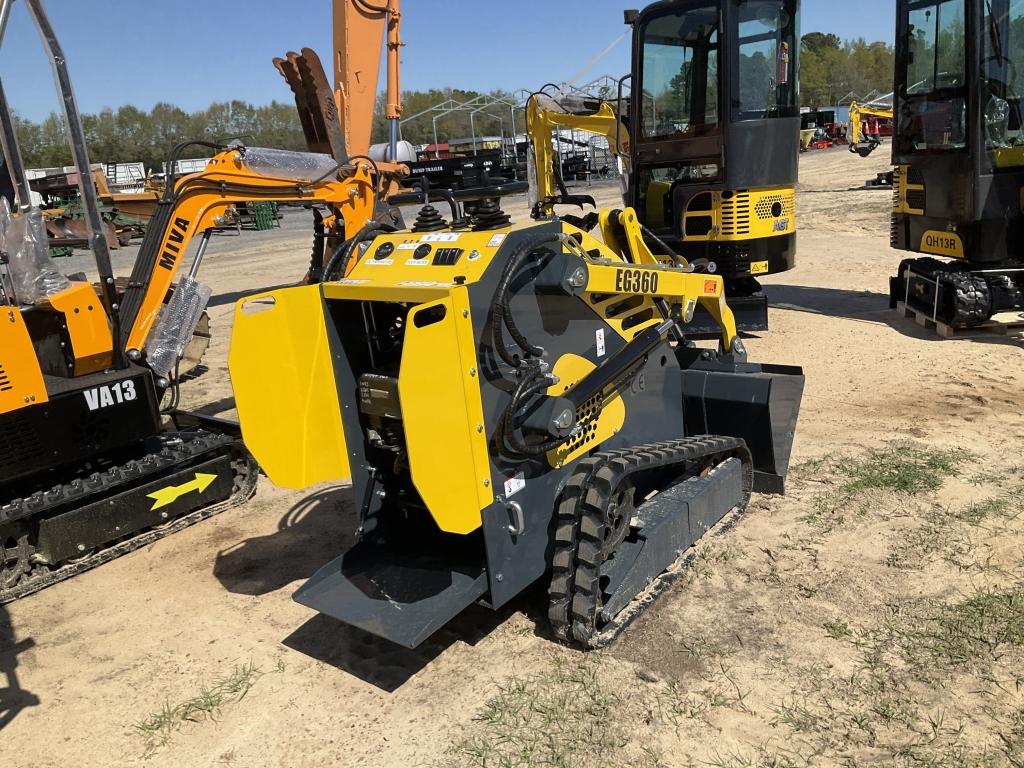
top-left (491, 232), bottom-right (561, 365)
top-left (160, 140), bottom-right (228, 202)
top-left (638, 222), bottom-right (712, 273)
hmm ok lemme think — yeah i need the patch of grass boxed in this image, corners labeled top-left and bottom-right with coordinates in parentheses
top-left (885, 514), bottom-right (966, 570)
top-left (922, 589), bottom-right (1024, 668)
top-left (828, 590), bottom-right (1024, 680)
top-left (704, 745), bottom-right (807, 768)
top-left (954, 497), bottom-right (1012, 525)
top-left (823, 620), bottom-right (852, 641)
top-left (795, 443), bottom-right (968, 536)
top-left (651, 660), bottom-right (750, 730)
top-left (885, 488), bottom-right (1024, 574)
top-left (133, 660), bottom-right (270, 751)
top-left (772, 698), bottom-right (823, 733)
top-left (839, 443), bottom-right (969, 495)
top-left (999, 706), bottom-right (1024, 767)
top-left (798, 491), bottom-right (851, 533)
top-left (678, 633), bottom-right (731, 661)
top-left (455, 655), bottom-right (647, 768)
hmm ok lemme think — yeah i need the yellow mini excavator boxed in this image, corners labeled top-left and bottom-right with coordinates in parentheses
top-left (524, 0), bottom-right (801, 335)
top-left (848, 100), bottom-right (894, 158)
top-left (0, 0), bottom-right (382, 600)
top-left (229, 0), bottom-right (804, 650)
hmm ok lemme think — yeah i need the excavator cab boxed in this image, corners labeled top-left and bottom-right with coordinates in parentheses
top-left (890, 0), bottom-right (1024, 326)
top-left (625, 0), bottom-right (800, 332)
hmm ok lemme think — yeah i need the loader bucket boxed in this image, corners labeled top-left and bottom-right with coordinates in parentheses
top-left (679, 362), bottom-right (804, 494)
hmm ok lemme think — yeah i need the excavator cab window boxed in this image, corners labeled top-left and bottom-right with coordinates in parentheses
top-left (735, 1), bottom-right (799, 119)
top-left (896, 0), bottom-right (968, 153)
top-left (639, 5), bottom-right (720, 139)
top-left (983, 0), bottom-right (1024, 166)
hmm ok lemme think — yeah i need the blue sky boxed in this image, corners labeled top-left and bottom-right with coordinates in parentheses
top-left (1, 0), bottom-right (897, 121)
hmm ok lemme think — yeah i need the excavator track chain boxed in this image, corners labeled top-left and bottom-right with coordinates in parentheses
top-left (548, 436), bottom-right (753, 648)
top-left (0, 431), bottom-right (257, 603)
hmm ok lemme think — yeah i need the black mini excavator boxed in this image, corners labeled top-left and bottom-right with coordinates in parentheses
top-left (624, 0), bottom-right (801, 333)
top-left (0, 0), bottom-right (381, 600)
top-left (231, 185), bottom-right (804, 645)
top-left (889, 0), bottom-right (1024, 327)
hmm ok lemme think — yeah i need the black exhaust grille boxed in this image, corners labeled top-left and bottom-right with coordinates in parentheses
top-left (0, 363), bottom-right (11, 392)
top-left (0, 411), bottom-right (45, 472)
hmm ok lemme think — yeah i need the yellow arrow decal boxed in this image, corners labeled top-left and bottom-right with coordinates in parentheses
top-left (147, 472), bottom-right (217, 511)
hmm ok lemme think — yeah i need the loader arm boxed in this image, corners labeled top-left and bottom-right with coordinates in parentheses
top-left (119, 148), bottom-right (376, 355)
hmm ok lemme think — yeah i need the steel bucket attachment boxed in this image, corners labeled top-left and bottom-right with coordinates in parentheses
top-left (678, 352), bottom-right (804, 494)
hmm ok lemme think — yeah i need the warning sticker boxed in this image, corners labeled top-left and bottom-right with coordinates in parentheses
top-left (596, 328), bottom-right (606, 357)
top-left (421, 232), bottom-right (461, 243)
top-left (504, 472), bottom-right (526, 498)
top-left (487, 233), bottom-right (507, 248)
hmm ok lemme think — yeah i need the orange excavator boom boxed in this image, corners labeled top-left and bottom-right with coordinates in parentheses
top-left (334, 0), bottom-right (402, 159)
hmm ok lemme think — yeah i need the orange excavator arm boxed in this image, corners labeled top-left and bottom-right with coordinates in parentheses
top-left (119, 148), bottom-right (377, 356)
top-left (334, 0), bottom-right (402, 158)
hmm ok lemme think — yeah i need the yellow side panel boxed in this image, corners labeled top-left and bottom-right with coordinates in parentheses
top-left (0, 307), bottom-right (48, 415)
top-left (399, 290), bottom-right (490, 535)
top-left (645, 180), bottom-right (672, 230)
top-left (228, 285), bottom-right (349, 489)
top-left (545, 354), bottom-right (624, 469)
top-left (893, 165), bottom-right (924, 216)
top-left (688, 186), bottom-right (795, 242)
top-left (45, 282), bottom-right (113, 375)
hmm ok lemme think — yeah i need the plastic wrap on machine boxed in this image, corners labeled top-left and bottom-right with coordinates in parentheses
top-left (0, 198), bottom-right (70, 304)
top-left (144, 275), bottom-right (212, 379)
top-left (240, 146), bottom-right (339, 182)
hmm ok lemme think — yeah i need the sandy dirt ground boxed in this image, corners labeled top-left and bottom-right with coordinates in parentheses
top-left (3, 148), bottom-right (1024, 767)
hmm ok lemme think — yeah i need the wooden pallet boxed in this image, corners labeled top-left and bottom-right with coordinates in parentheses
top-left (896, 301), bottom-right (1024, 338)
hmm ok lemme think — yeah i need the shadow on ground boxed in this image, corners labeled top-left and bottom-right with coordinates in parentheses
top-left (214, 486), bottom-right (352, 596)
top-left (766, 284), bottom-right (1024, 346)
top-left (282, 600), bottom-right (521, 693)
top-left (0, 603), bottom-right (39, 731)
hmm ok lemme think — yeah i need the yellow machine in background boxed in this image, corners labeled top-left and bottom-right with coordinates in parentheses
top-left (521, 0), bottom-right (800, 335)
top-left (848, 100), bottom-right (894, 157)
top-left (526, 93), bottom-right (626, 219)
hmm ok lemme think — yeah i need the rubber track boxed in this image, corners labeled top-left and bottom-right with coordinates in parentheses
top-left (548, 436), bottom-right (752, 648)
top-left (1, 432), bottom-right (258, 603)
top-left (939, 270), bottom-right (992, 327)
